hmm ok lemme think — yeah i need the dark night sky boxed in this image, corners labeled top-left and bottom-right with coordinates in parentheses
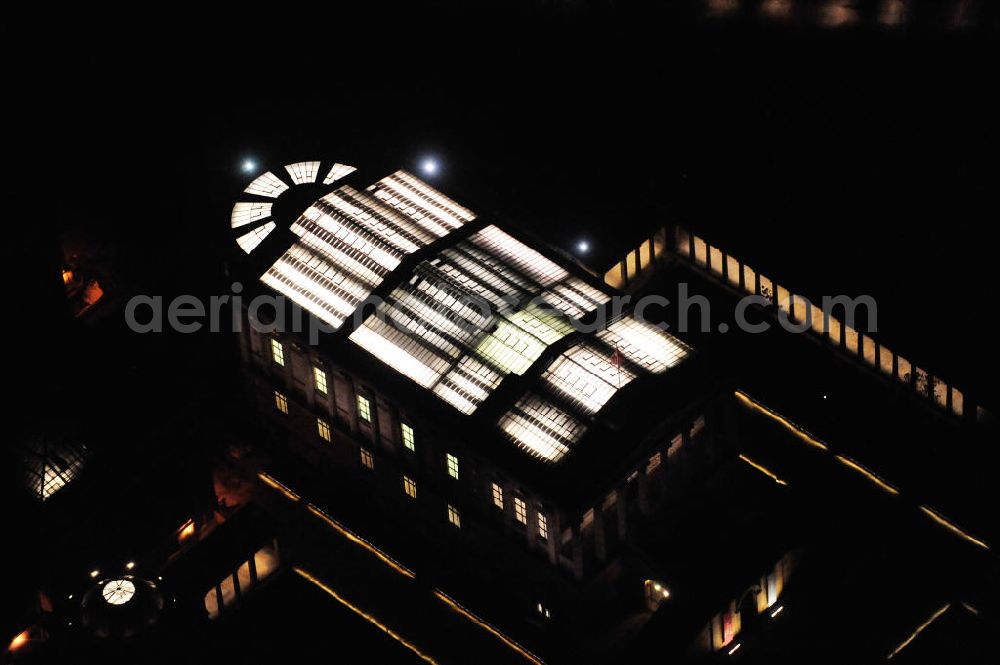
top-left (17, 13), bottom-right (995, 406)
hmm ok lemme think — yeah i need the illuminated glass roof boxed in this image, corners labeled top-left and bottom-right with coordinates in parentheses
top-left (324, 163), bottom-right (357, 184)
top-left (236, 221), bottom-right (276, 254)
top-left (501, 316), bottom-right (691, 461)
top-left (260, 171), bottom-right (474, 329)
top-left (244, 171), bottom-right (289, 198)
top-left (348, 225), bottom-right (610, 414)
top-left (231, 201), bottom-right (273, 229)
top-left (19, 434), bottom-right (88, 501)
top-left (499, 393), bottom-right (588, 461)
top-left (102, 579), bottom-right (136, 605)
top-left (238, 162), bottom-right (692, 464)
top-left (285, 161), bottom-right (321, 185)
top-left (232, 161), bottom-right (358, 256)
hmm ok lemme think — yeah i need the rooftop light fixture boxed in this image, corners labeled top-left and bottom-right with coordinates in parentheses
top-left (420, 157), bottom-right (439, 176)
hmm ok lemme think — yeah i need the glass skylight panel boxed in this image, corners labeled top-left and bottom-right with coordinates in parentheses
top-left (541, 342), bottom-right (637, 415)
top-left (236, 222), bottom-right (276, 254)
top-left (244, 171), bottom-right (289, 198)
top-left (538, 277), bottom-right (611, 319)
top-left (231, 201), bottom-right (273, 228)
top-left (347, 223), bottom-right (598, 416)
top-left (323, 162), bottom-right (357, 184)
top-left (261, 241), bottom-right (378, 328)
top-left (598, 317), bottom-right (691, 373)
top-left (321, 187), bottom-right (439, 252)
top-left (284, 161), bottom-right (321, 185)
top-left (21, 438), bottom-right (88, 502)
top-left (349, 322), bottom-right (448, 389)
top-left (499, 394), bottom-right (587, 462)
top-left (433, 356), bottom-right (503, 415)
top-left (370, 170), bottom-right (476, 233)
top-left (473, 226), bottom-right (568, 288)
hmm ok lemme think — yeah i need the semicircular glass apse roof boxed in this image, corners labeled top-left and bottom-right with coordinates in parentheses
top-left (231, 161), bottom-right (360, 255)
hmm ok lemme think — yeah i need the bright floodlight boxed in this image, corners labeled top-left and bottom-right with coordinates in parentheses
top-left (577, 240), bottom-right (590, 254)
top-left (241, 159), bottom-right (257, 173)
top-left (420, 158), bottom-right (439, 176)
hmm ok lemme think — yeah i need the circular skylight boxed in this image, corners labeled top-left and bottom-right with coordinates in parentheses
top-left (102, 579), bottom-right (136, 606)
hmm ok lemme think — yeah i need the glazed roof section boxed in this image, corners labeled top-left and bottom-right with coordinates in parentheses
top-left (258, 170), bottom-right (475, 329)
top-left (348, 224), bottom-right (611, 416)
top-left (243, 165), bottom-right (691, 463)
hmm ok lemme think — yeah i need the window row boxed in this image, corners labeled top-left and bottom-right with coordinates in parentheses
top-left (673, 227), bottom-right (983, 422)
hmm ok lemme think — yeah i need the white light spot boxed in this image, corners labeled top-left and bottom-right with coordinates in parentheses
top-left (241, 159), bottom-right (257, 173)
top-left (577, 241), bottom-right (590, 254)
top-left (420, 158), bottom-right (439, 176)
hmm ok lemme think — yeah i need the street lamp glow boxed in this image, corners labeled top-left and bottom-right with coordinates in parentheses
top-left (241, 159), bottom-right (257, 174)
top-left (420, 158), bottom-right (439, 176)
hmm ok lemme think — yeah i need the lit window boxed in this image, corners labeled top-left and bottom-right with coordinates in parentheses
top-left (357, 395), bottom-right (372, 422)
top-left (447, 504), bottom-right (461, 528)
top-left (537, 513), bottom-right (548, 540)
top-left (491, 482), bottom-right (504, 509)
top-left (403, 476), bottom-right (417, 499)
top-left (514, 497), bottom-right (527, 525)
top-left (274, 391), bottom-right (288, 414)
top-left (360, 448), bottom-right (374, 470)
top-left (446, 453), bottom-right (459, 480)
top-left (270, 339), bottom-right (285, 366)
top-left (536, 602), bottom-right (551, 619)
top-left (313, 367), bottom-right (328, 395)
top-left (317, 419), bottom-right (332, 442)
top-left (401, 423), bottom-right (415, 451)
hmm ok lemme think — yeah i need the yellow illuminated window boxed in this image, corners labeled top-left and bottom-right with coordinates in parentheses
top-left (403, 476), bottom-right (417, 499)
top-left (270, 339), bottom-right (285, 366)
top-left (317, 419), bottom-right (331, 442)
top-left (447, 504), bottom-right (461, 528)
top-left (401, 423), bottom-right (415, 451)
top-left (491, 482), bottom-right (504, 509)
top-left (537, 513), bottom-right (548, 540)
top-left (514, 497), bottom-right (527, 524)
top-left (446, 453), bottom-right (459, 480)
top-left (360, 448), bottom-right (374, 470)
top-left (274, 391), bottom-right (288, 414)
top-left (357, 395), bottom-right (372, 422)
top-left (313, 367), bottom-right (328, 395)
